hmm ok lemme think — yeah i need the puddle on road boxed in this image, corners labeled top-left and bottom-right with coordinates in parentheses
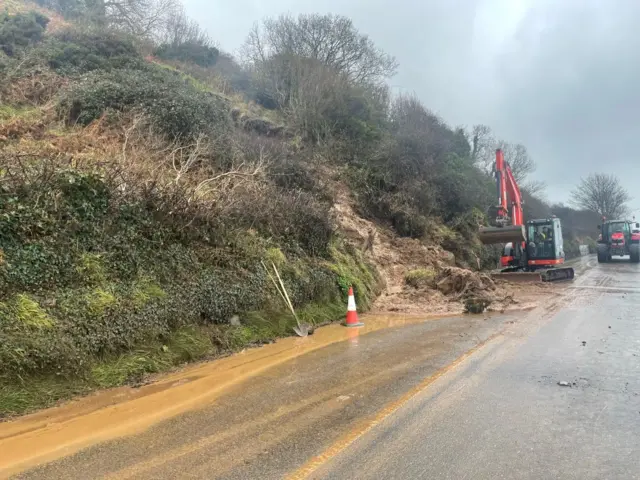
top-left (0, 312), bottom-right (451, 478)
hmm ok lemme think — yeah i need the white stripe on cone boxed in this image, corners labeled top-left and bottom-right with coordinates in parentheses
top-left (347, 294), bottom-right (357, 311)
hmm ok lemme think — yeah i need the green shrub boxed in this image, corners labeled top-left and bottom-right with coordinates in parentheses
top-left (12, 294), bottom-right (55, 329)
top-left (346, 94), bottom-right (495, 247)
top-left (75, 253), bottom-right (107, 285)
top-left (268, 157), bottom-right (327, 199)
top-left (265, 247), bottom-right (286, 267)
top-left (130, 277), bottom-right (167, 308)
top-left (564, 238), bottom-right (581, 259)
top-left (43, 29), bottom-right (143, 75)
top-left (58, 66), bottom-right (231, 140)
top-left (0, 11), bottom-right (49, 57)
top-left (34, 0), bottom-right (87, 18)
top-left (212, 53), bottom-right (251, 93)
top-left (349, 171), bottom-right (430, 239)
top-left (478, 244), bottom-right (502, 270)
top-left (0, 296), bottom-right (81, 378)
top-left (195, 268), bottom-right (268, 324)
top-left (154, 42), bottom-right (219, 67)
top-left (0, 49), bottom-right (11, 72)
top-left (279, 262), bottom-right (339, 308)
top-left (0, 170), bottom-right (112, 294)
top-left (433, 155), bottom-right (494, 222)
top-left (222, 186), bottom-right (333, 256)
top-left (405, 268), bottom-right (436, 289)
top-left (326, 241), bottom-right (380, 309)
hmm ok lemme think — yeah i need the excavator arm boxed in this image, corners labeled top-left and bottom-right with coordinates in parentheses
top-left (494, 148), bottom-right (524, 226)
top-left (478, 149), bottom-right (527, 245)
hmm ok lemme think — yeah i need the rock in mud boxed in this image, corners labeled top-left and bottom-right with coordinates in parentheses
top-left (436, 267), bottom-right (495, 297)
top-left (439, 250), bottom-right (456, 266)
top-left (464, 297), bottom-right (492, 314)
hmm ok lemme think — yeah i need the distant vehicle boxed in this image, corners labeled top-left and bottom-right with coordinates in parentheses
top-left (596, 218), bottom-right (640, 263)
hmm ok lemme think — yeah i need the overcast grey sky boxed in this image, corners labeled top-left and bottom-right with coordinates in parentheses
top-left (184, 0), bottom-right (640, 214)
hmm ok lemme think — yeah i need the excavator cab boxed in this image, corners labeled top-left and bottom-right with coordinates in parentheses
top-left (498, 218), bottom-right (564, 267)
top-left (525, 218), bottom-right (565, 266)
top-left (495, 217), bottom-right (572, 280)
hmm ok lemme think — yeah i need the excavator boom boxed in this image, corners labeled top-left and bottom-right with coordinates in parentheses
top-left (478, 149), bottom-right (527, 244)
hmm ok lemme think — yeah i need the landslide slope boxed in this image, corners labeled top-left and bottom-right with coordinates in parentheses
top-left (0, 3), bottom-right (501, 416)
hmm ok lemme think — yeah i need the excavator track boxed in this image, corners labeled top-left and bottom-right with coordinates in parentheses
top-left (490, 271), bottom-right (542, 282)
top-left (539, 266), bottom-right (575, 282)
top-left (490, 266), bottom-right (575, 283)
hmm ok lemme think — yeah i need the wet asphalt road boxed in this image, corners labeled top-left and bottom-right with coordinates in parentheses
top-left (9, 256), bottom-right (640, 480)
top-left (13, 308), bottom-right (513, 479)
top-left (313, 257), bottom-right (640, 479)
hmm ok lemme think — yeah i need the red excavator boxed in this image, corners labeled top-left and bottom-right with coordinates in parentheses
top-left (478, 149), bottom-right (575, 282)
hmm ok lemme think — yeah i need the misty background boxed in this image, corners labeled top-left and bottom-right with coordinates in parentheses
top-left (184, 0), bottom-right (640, 216)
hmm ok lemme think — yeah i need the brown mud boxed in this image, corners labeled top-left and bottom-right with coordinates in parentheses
top-left (0, 313), bottom-right (453, 477)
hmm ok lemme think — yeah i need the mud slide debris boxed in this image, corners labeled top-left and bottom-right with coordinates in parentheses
top-left (330, 189), bottom-right (557, 315)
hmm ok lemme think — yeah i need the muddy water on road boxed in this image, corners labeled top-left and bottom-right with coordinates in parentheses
top-left (11, 311), bottom-right (523, 480)
top-left (0, 313), bottom-right (456, 478)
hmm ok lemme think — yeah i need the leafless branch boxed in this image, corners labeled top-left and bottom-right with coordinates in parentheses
top-left (190, 145), bottom-right (268, 203)
top-left (242, 13), bottom-right (397, 86)
top-left (570, 173), bottom-right (631, 219)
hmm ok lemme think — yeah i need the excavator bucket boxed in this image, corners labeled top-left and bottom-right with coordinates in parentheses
top-left (478, 225), bottom-right (526, 245)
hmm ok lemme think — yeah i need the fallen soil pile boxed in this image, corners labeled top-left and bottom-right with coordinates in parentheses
top-left (331, 191), bottom-right (555, 315)
top-left (434, 266), bottom-right (495, 297)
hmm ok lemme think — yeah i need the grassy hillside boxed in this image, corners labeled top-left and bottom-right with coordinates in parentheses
top-left (0, 3), bottom-right (596, 416)
top-left (0, 7), bottom-right (385, 416)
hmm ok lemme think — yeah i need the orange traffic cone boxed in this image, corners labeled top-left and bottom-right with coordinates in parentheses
top-left (344, 286), bottom-right (364, 327)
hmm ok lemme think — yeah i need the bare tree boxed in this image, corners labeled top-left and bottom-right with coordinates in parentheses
top-left (389, 94), bottom-right (449, 174)
top-left (285, 58), bottom-right (349, 142)
top-left (152, 4), bottom-right (219, 66)
top-left (498, 142), bottom-right (535, 183)
top-left (470, 124), bottom-right (494, 169)
top-left (159, 5), bottom-right (212, 47)
top-left (522, 179), bottom-right (547, 198)
top-left (242, 13), bottom-right (398, 86)
top-left (101, 0), bottom-right (180, 40)
top-left (570, 173), bottom-right (631, 219)
top-left (38, 0), bottom-right (181, 39)
top-left (469, 125), bottom-right (535, 183)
